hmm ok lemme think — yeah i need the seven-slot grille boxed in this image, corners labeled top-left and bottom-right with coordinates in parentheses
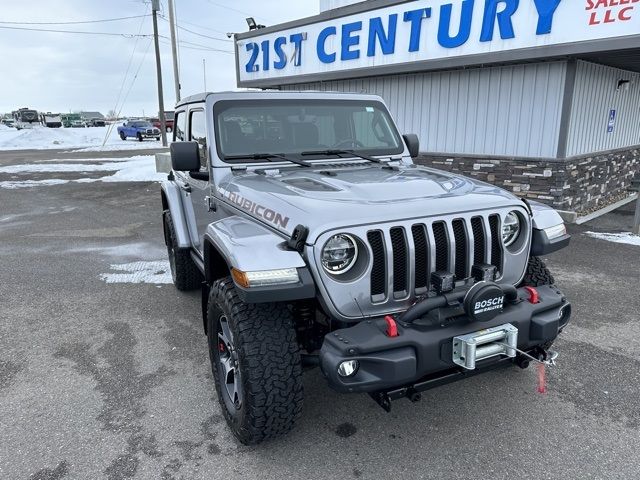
top-left (366, 215), bottom-right (502, 300)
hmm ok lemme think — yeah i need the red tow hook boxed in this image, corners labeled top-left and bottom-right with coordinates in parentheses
top-left (384, 315), bottom-right (399, 337)
top-left (523, 286), bottom-right (540, 304)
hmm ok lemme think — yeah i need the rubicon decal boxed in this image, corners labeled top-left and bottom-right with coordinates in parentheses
top-left (226, 191), bottom-right (290, 229)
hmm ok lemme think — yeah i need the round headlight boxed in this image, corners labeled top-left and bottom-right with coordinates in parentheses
top-left (321, 234), bottom-right (358, 274)
top-left (502, 211), bottom-right (521, 247)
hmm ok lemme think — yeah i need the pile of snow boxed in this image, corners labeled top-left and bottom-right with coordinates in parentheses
top-left (0, 155), bottom-right (166, 189)
top-left (0, 125), bottom-right (165, 151)
top-left (585, 231), bottom-right (640, 246)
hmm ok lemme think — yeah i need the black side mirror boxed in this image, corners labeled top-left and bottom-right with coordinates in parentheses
top-left (171, 141), bottom-right (200, 171)
top-left (403, 134), bottom-right (420, 158)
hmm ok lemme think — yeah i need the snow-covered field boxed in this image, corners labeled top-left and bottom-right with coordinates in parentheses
top-left (0, 124), bottom-right (165, 151)
top-left (0, 155), bottom-right (165, 189)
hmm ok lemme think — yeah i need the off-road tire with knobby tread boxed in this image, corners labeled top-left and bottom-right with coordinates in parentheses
top-left (520, 256), bottom-right (554, 287)
top-left (207, 277), bottom-right (304, 445)
top-left (520, 256), bottom-right (557, 350)
top-left (163, 210), bottom-right (202, 291)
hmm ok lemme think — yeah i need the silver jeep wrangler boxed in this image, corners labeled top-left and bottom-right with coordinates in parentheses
top-left (161, 91), bottom-right (571, 445)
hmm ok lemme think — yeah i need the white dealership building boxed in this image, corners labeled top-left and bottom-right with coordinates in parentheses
top-left (234, 0), bottom-right (640, 218)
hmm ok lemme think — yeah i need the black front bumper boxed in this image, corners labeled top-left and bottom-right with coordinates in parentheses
top-left (319, 284), bottom-right (570, 394)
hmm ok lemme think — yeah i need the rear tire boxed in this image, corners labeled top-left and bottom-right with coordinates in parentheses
top-left (163, 210), bottom-right (202, 291)
top-left (207, 277), bottom-right (304, 445)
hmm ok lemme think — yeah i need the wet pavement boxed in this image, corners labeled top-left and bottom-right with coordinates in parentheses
top-left (1, 149), bottom-right (639, 479)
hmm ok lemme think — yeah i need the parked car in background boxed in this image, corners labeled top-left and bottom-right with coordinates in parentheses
top-left (40, 112), bottom-right (62, 128)
top-left (151, 115), bottom-right (174, 132)
top-left (62, 113), bottom-right (85, 128)
top-left (1, 118), bottom-right (15, 128)
top-left (117, 120), bottom-right (160, 141)
top-left (89, 118), bottom-right (106, 127)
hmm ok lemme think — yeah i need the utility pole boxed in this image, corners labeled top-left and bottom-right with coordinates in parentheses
top-left (168, 0), bottom-right (180, 103)
top-left (151, 0), bottom-right (168, 146)
top-left (203, 59), bottom-right (207, 91)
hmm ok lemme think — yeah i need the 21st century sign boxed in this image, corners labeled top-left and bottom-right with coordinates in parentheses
top-left (235, 0), bottom-right (639, 86)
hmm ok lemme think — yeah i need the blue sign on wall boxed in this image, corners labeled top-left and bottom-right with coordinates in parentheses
top-left (607, 109), bottom-right (616, 134)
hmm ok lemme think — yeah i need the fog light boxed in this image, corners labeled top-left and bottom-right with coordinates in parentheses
top-left (337, 360), bottom-right (359, 377)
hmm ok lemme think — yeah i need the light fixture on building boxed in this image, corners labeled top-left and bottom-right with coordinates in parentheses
top-left (617, 79), bottom-right (631, 91)
top-left (246, 17), bottom-right (266, 31)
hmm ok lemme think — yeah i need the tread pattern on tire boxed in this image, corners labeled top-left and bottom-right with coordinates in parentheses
top-left (520, 256), bottom-right (555, 287)
top-left (164, 210), bottom-right (202, 291)
top-left (208, 277), bottom-right (304, 445)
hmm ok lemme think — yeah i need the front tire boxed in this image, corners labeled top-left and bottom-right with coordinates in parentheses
top-left (137, 133), bottom-right (143, 142)
top-left (520, 256), bottom-right (557, 350)
top-left (520, 256), bottom-right (554, 287)
top-left (207, 277), bottom-right (304, 445)
top-left (163, 210), bottom-right (202, 290)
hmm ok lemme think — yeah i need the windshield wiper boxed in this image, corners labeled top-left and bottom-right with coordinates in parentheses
top-left (224, 153), bottom-right (312, 168)
top-left (300, 149), bottom-right (383, 164)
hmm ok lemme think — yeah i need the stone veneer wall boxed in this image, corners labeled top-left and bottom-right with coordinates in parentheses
top-left (416, 147), bottom-right (640, 214)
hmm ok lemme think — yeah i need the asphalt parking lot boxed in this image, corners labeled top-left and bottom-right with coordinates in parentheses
top-left (1, 149), bottom-right (639, 480)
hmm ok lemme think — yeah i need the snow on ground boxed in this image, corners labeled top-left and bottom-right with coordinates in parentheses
top-left (0, 125), bottom-right (165, 151)
top-left (0, 155), bottom-right (165, 189)
top-left (585, 231), bottom-right (640, 246)
top-left (100, 260), bottom-right (173, 284)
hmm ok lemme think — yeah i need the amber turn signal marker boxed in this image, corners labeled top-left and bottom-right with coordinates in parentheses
top-left (231, 268), bottom-right (250, 288)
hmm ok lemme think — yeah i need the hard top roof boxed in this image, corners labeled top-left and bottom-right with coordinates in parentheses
top-left (175, 90), bottom-right (379, 108)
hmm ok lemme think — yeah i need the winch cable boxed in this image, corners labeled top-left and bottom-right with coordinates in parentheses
top-left (495, 342), bottom-right (558, 394)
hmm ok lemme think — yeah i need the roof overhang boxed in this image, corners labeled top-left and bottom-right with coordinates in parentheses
top-left (235, 0), bottom-right (640, 88)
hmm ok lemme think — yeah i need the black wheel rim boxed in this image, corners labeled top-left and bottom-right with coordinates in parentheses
top-left (216, 314), bottom-right (243, 411)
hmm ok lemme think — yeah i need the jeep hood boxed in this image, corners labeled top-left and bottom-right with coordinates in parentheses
top-left (219, 164), bottom-right (524, 243)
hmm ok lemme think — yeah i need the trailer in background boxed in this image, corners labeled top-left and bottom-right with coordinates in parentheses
top-left (40, 112), bottom-right (62, 128)
top-left (12, 108), bottom-right (39, 130)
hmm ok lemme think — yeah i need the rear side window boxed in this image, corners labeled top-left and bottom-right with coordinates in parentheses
top-left (174, 111), bottom-right (186, 141)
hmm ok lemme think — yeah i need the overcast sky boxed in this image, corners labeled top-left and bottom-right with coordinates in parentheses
top-left (0, 0), bottom-right (318, 116)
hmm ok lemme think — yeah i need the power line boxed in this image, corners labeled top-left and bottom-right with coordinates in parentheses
top-left (170, 17), bottom-right (228, 36)
top-left (160, 38), bottom-right (232, 54)
top-left (0, 14), bottom-right (150, 26)
top-left (159, 15), bottom-right (232, 43)
top-left (0, 24), bottom-right (154, 37)
top-left (103, 7), bottom-right (150, 146)
top-left (178, 38), bottom-right (233, 52)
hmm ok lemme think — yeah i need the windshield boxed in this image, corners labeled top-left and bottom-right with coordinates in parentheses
top-left (214, 100), bottom-right (403, 161)
top-left (132, 122), bottom-right (152, 128)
